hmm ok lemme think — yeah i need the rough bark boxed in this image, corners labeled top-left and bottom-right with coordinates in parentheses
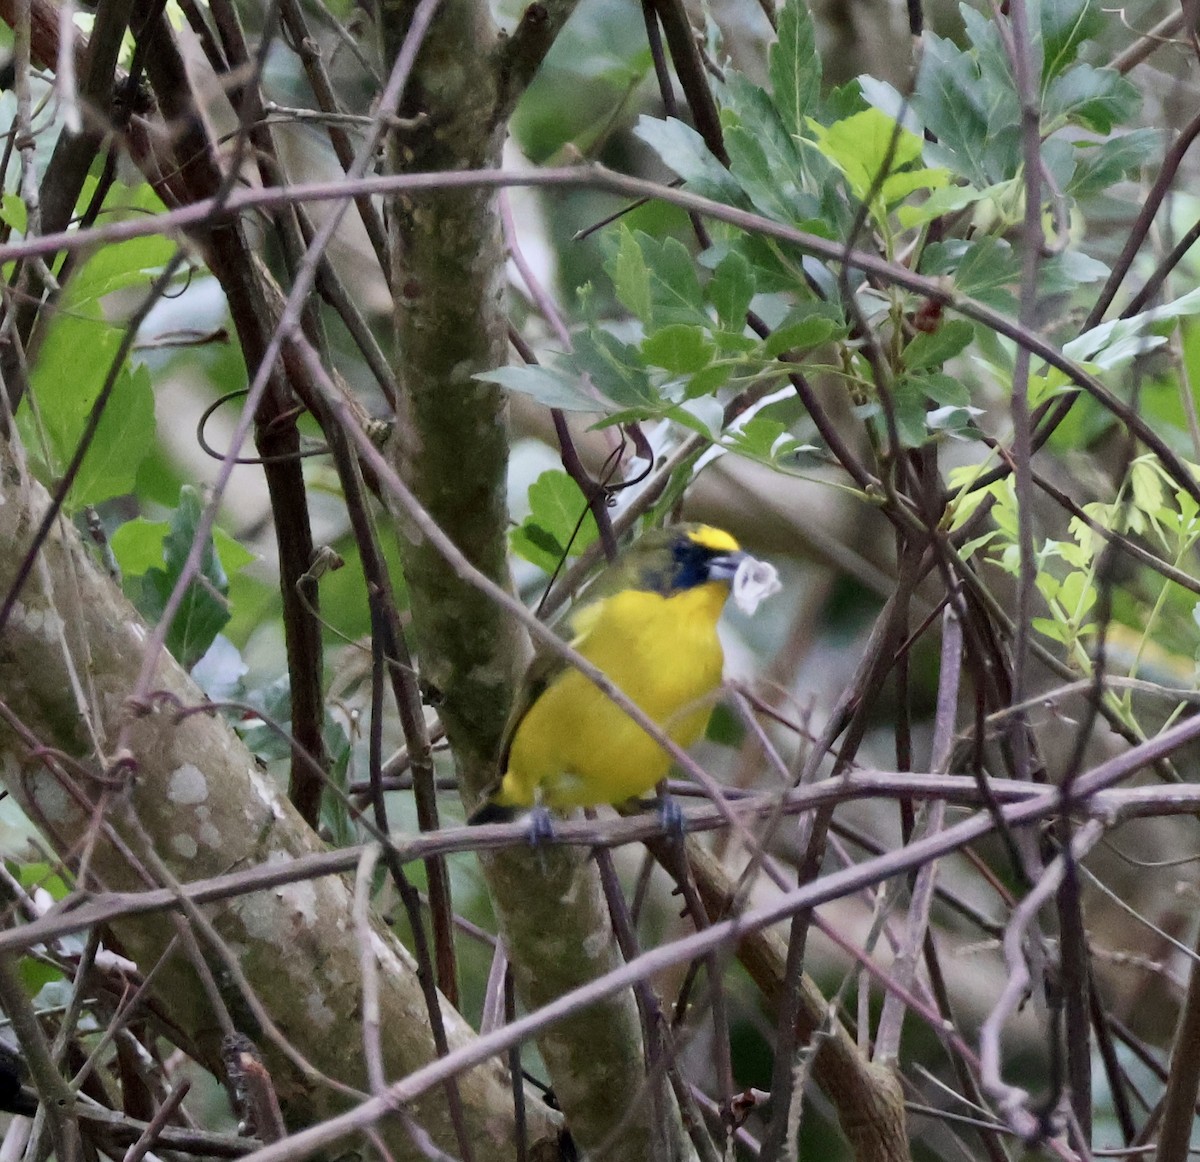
top-left (0, 437), bottom-right (557, 1159)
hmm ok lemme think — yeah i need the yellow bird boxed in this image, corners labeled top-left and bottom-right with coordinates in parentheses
top-left (468, 523), bottom-right (774, 825)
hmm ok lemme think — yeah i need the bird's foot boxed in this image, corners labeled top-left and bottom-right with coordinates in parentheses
top-left (656, 795), bottom-right (686, 842)
top-left (526, 806), bottom-right (556, 845)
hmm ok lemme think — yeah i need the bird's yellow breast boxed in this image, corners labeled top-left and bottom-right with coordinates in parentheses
top-left (501, 581), bottom-right (729, 809)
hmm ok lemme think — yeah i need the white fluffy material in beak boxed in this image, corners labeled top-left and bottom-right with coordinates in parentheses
top-left (731, 556), bottom-right (781, 615)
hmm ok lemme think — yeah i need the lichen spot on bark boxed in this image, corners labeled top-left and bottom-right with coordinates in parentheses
top-left (167, 763), bottom-right (209, 806)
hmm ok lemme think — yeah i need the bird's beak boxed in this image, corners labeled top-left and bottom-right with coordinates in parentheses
top-left (707, 550), bottom-right (748, 584)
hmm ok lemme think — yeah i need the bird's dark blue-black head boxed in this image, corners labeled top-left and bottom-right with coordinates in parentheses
top-left (628, 524), bottom-right (746, 596)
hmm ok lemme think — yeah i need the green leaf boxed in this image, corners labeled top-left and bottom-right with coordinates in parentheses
top-left (880, 165), bottom-right (951, 208)
top-left (1036, 571), bottom-right (1062, 605)
top-left (113, 519), bottom-right (252, 581)
top-left (22, 310), bottom-right (155, 508)
top-left (606, 227), bottom-right (653, 324)
top-left (475, 365), bottom-right (608, 413)
top-left (724, 415), bottom-right (808, 464)
top-left (902, 319), bottom-right (975, 370)
top-left (925, 404), bottom-right (982, 438)
top-left (573, 328), bottom-right (659, 409)
top-left (1040, 0), bottom-right (1102, 84)
top-left (510, 470), bottom-right (600, 572)
top-left (111, 519), bottom-right (171, 576)
top-left (1130, 458), bottom-right (1165, 520)
top-left (642, 324), bottom-right (715, 374)
top-left (895, 181), bottom-right (991, 229)
top-left (1, 193), bottom-right (26, 232)
top-left (238, 675), bottom-right (293, 762)
top-left (66, 235), bottom-right (178, 308)
top-left (722, 76), bottom-right (819, 226)
top-left (769, 0), bottom-right (820, 138)
top-left (709, 249), bottom-right (755, 331)
top-left (1044, 64), bottom-right (1138, 134)
top-left (633, 116), bottom-right (744, 204)
top-left (763, 313), bottom-right (838, 358)
top-left (914, 31), bottom-right (1019, 186)
top-left (918, 372), bottom-right (971, 407)
top-left (809, 108), bottom-right (923, 204)
top-left (133, 486), bottom-right (232, 670)
top-left (1032, 617), bottom-right (1071, 645)
top-left (71, 362), bottom-right (155, 505)
top-left (1068, 129), bottom-right (1161, 198)
top-left (214, 527), bottom-right (256, 575)
top-left (613, 230), bottom-right (707, 329)
top-left (891, 382), bottom-right (930, 448)
top-left (922, 237), bottom-right (1020, 312)
top-left (1058, 570), bottom-right (1097, 619)
top-left (1065, 285), bottom-right (1200, 371)
top-left (682, 362), bottom-right (733, 399)
top-left (19, 956), bottom-right (62, 995)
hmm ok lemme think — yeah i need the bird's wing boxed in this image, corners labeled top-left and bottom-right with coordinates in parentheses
top-left (494, 594), bottom-right (609, 774)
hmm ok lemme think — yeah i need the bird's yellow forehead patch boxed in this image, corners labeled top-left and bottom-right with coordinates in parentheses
top-left (686, 525), bottom-right (740, 553)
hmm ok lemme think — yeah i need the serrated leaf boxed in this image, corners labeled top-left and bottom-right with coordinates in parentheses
top-left (1059, 570), bottom-right (1097, 617)
top-left (880, 165), bottom-right (951, 207)
top-left (606, 227), bottom-right (653, 324)
top-left (709, 249), bottom-right (755, 331)
top-left (809, 108), bottom-right (923, 204)
top-left (511, 470), bottom-right (600, 572)
top-left (475, 365), bottom-right (609, 413)
top-left (914, 31), bottom-right (1020, 186)
top-left (903, 319), bottom-right (974, 370)
top-left (1044, 64), bottom-right (1138, 134)
top-left (725, 415), bottom-right (797, 461)
top-left (615, 230), bottom-right (708, 328)
top-left (573, 328), bottom-right (659, 409)
top-left (134, 487), bottom-right (231, 670)
top-left (723, 76), bottom-right (817, 226)
top-left (769, 0), bottom-right (820, 138)
top-left (913, 33), bottom-right (992, 186)
top-left (1036, 571), bottom-right (1062, 604)
top-left (922, 237), bottom-right (1020, 311)
top-left (1040, 0), bottom-right (1102, 83)
top-left (642, 324), bottom-right (715, 374)
top-left (1068, 128), bottom-right (1161, 198)
top-left (1130, 458), bottom-right (1165, 518)
top-left (633, 115), bottom-right (744, 204)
